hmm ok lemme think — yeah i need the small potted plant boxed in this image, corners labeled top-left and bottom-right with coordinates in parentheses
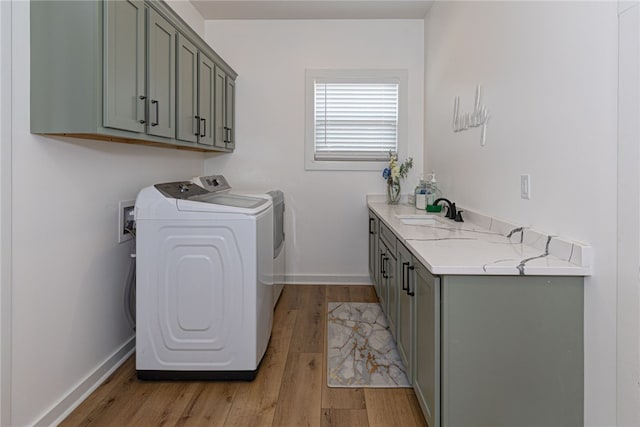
top-left (382, 152), bottom-right (413, 204)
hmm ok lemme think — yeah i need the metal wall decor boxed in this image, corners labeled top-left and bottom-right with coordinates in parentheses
top-left (453, 85), bottom-right (490, 146)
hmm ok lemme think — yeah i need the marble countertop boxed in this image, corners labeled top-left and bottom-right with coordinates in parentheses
top-left (368, 199), bottom-right (592, 276)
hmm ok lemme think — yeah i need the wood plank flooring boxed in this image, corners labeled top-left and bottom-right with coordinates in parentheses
top-left (61, 285), bottom-right (427, 427)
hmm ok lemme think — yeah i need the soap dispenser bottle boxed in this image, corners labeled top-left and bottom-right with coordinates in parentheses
top-left (415, 175), bottom-right (428, 210)
top-left (426, 172), bottom-right (439, 206)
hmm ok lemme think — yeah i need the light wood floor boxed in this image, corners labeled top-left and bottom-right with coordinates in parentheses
top-left (61, 285), bottom-right (427, 427)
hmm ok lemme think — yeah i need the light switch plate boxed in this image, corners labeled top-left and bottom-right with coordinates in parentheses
top-left (520, 174), bottom-right (531, 200)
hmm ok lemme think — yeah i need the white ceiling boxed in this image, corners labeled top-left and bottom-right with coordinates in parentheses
top-left (190, 0), bottom-right (434, 20)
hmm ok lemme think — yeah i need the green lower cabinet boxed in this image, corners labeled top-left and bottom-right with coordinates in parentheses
top-left (386, 249), bottom-right (398, 340)
top-left (396, 243), bottom-right (414, 383)
top-left (377, 243), bottom-right (388, 312)
top-left (413, 261), bottom-right (440, 427)
top-left (368, 211), bottom-right (379, 289)
top-left (410, 268), bottom-right (584, 427)
top-left (439, 275), bottom-right (583, 427)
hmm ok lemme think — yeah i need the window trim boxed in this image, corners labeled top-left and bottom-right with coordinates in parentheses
top-left (304, 69), bottom-right (408, 171)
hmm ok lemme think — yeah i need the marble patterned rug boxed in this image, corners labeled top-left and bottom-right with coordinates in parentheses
top-left (327, 302), bottom-right (410, 388)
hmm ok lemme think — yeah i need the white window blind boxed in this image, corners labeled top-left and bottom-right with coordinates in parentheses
top-left (314, 82), bottom-right (399, 161)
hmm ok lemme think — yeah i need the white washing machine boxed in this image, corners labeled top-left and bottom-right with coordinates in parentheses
top-left (135, 176), bottom-right (273, 380)
top-left (192, 176), bottom-right (285, 308)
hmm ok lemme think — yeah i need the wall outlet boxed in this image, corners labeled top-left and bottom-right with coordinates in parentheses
top-left (520, 174), bottom-right (531, 200)
top-left (118, 200), bottom-right (135, 243)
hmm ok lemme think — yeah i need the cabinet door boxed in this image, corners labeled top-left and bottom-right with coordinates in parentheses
top-left (176, 34), bottom-right (198, 143)
top-left (368, 212), bottom-right (378, 286)
top-left (414, 261), bottom-right (440, 427)
top-left (103, 0), bottom-right (145, 133)
top-left (214, 66), bottom-right (227, 148)
top-left (197, 54), bottom-right (215, 146)
top-left (147, 9), bottom-right (175, 139)
top-left (225, 77), bottom-right (236, 150)
top-left (377, 241), bottom-right (388, 312)
top-left (386, 251), bottom-right (398, 340)
top-left (396, 244), bottom-right (414, 382)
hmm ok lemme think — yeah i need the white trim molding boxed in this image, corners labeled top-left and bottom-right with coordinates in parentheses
top-left (34, 337), bottom-right (135, 427)
top-left (284, 274), bottom-right (371, 285)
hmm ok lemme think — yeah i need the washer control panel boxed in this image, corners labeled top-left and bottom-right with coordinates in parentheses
top-left (195, 175), bottom-right (231, 193)
top-left (154, 181), bottom-right (209, 200)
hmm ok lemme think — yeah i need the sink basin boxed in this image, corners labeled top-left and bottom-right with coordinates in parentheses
top-left (395, 214), bottom-right (437, 226)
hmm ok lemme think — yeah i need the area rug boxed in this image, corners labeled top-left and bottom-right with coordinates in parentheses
top-left (327, 302), bottom-right (410, 388)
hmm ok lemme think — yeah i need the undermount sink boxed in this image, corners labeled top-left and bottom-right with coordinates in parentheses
top-left (395, 214), bottom-right (437, 226)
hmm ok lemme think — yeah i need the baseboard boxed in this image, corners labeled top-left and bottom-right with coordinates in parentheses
top-left (34, 336), bottom-right (135, 427)
top-left (283, 274), bottom-right (372, 285)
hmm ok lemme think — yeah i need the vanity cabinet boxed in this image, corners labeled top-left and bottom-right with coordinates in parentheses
top-left (376, 243), bottom-right (389, 312)
top-left (413, 261), bottom-right (440, 427)
top-left (383, 240), bottom-right (398, 339)
top-left (368, 211), bottom-right (379, 290)
top-left (366, 210), bottom-right (584, 427)
top-left (437, 275), bottom-right (583, 427)
top-left (396, 243), bottom-right (414, 382)
top-left (30, 0), bottom-right (237, 153)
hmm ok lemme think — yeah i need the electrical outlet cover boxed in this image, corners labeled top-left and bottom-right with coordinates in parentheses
top-left (520, 174), bottom-right (531, 200)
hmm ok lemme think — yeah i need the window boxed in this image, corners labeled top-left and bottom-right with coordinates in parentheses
top-left (305, 69), bottom-right (407, 171)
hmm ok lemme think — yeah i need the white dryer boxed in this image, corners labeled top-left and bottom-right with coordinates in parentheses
top-left (192, 176), bottom-right (285, 308)
top-left (135, 176), bottom-right (273, 380)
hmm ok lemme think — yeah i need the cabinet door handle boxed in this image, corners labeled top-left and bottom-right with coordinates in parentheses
top-left (138, 95), bottom-right (147, 124)
top-left (402, 262), bottom-right (409, 291)
top-left (382, 256), bottom-right (389, 279)
top-left (380, 253), bottom-right (386, 277)
top-left (151, 100), bottom-right (159, 127)
top-left (200, 118), bottom-right (206, 137)
top-left (194, 116), bottom-right (200, 136)
top-left (224, 126), bottom-right (231, 144)
top-left (407, 265), bottom-right (415, 296)
top-left (369, 218), bottom-right (375, 234)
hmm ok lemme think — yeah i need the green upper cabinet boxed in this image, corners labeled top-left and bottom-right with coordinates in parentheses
top-left (103, 0), bottom-right (146, 133)
top-left (147, 8), bottom-right (176, 139)
top-left (176, 34), bottom-right (216, 147)
top-left (176, 34), bottom-right (198, 143)
top-left (214, 67), bottom-right (227, 149)
top-left (198, 55), bottom-right (215, 147)
top-left (30, 0), bottom-right (237, 153)
top-left (225, 77), bottom-right (236, 150)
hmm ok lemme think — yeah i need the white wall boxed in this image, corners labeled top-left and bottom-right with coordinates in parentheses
top-left (617, 3), bottom-right (640, 425)
top-left (165, 0), bottom-right (205, 35)
top-left (8, 2), bottom-right (206, 425)
top-left (203, 19), bottom-right (424, 283)
top-left (424, 2), bottom-right (618, 425)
